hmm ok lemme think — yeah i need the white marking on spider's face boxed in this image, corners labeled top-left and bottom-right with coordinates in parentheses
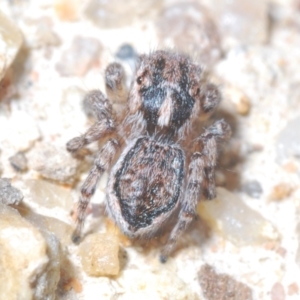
top-left (158, 91), bottom-right (173, 128)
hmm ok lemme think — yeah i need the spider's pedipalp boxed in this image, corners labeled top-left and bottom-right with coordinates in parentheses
top-left (198, 83), bottom-right (221, 121)
top-left (105, 62), bottom-right (128, 104)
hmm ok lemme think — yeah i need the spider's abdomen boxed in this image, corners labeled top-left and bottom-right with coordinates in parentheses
top-left (107, 137), bottom-right (184, 236)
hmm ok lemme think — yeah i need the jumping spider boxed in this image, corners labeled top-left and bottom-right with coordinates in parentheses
top-left (67, 50), bottom-right (231, 262)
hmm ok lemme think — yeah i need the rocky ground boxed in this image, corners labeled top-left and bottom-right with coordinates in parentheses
top-left (0, 0), bottom-right (300, 299)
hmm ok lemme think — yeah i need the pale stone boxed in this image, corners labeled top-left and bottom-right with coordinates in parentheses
top-left (197, 188), bottom-right (279, 246)
top-left (156, 3), bottom-right (221, 67)
top-left (56, 36), bottom-right (102, 77)
top-left (79, 233), bottom-right (120, 276)
top-left (26, 142), bottom-right (79, 184)
top-left (23, 179), bottom-right (73, 211)
top-left (276, 117), bottom-right (300, 163)
top-left (18, 204), bottom-right (73, 246)
top-left (0, 11), bottom-right (23, 82)
top-left (24, 17), bottom-right (61, 49)
top-left (33, 230), bottom-right (62, 300)
top-left (0, 204), bottom-right (48, 300)
top-left (117, 269), bottom-right (198, 300)
top-left (204, 0), bottom-right (268, 47)
top-left (0, 111), bottom-right (41, 152)
top-left (84, 0), bottom-right (161, 28)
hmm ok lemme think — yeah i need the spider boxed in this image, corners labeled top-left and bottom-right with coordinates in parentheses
top-left (66, 50), bottom-right (231, 262)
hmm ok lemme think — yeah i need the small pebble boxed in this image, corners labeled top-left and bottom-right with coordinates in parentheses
top-left (199, 264), bottom-right (253, 300)
top-left (79, 233), bottom-right (120, 276)
top-left (270, 183), bottom-right (293, 201)
top-left (0, 178), bottom-right (23, 205)
top-left (116, 44), bottom-right (137, 61)
top-left (206, 0), bottom-right (268, 47)
top-left (0, 204), bottom-right (49, 300)
top-left (25, 17), bottom-right (61, 49)
top-left (242, 180), bottom-right (263, 198)
top-left (54, 0), bottom-right (80, 21)
top-left (26, 142), bottom-right (79, 184)
top-left (156, 3), bottom-right (221, 67)
top-left (56, 36), bottom-right (102, 77)
top-left (84, 0), bottom-right (161, 28)
top-left (115, 43), bottom-right (138, 71)
top-left (197, 187), bottom-right (279, 245)
top-left (271, 282), bottom-right (286, 300)
top-left (9, 151), bottom-right (28, 172)
top-left (23, 179), bottom-right (73, 211)
top-left (225, 86), bottom-right (251, 115)
top-left (287, 282), bottom-right (299, 296)
top-left (0, 111), bottom-right (41, 152)
top-left (277, 116), bottom-right (300, 163)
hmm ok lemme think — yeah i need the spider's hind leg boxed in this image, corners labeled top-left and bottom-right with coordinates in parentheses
top-left (160, 120), bottom-right (231, 262)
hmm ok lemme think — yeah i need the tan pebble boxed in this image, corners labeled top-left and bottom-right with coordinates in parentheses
top-left (287, 282), bottom-right (299, 296)
top-left (0, 204), bottom-right (50, 300)
top-left (270, 183), bottom-right (293, 201)
top-left (276, 247), bottom-right (287, 257)
top-left (54, 0), bottom-right (80, 21)
top-left (79, 233), bottom-right (120, 276)
top-left (63, 277), bottom-right (82, 293)
top-left (263, 241), bottom-right (279, 251)
top-left (271, 282), bottom-right (285, 300)
top-left (226, 87), bottom-right (251, 116)
top-left (282, 161), bottom-right (298, 173)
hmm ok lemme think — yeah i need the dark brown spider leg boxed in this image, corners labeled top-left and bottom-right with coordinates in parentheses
top-left (105, 62), bottom-right (128, 104)
top-left (72, 138), bottom-right (120, 243)
top-left (160, 120), bottom-right (231, 262)
top-left (66, 90), bottom-right (116, 152)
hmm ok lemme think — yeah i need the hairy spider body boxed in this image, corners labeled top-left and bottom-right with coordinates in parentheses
top-left (107, 136), bottom-right (184, 237)
top-left (67, 50), bottom-right (231, 262)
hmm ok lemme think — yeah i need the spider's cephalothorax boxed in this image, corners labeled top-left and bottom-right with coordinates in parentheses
top-left (67, 50), bottom-right (231, 262)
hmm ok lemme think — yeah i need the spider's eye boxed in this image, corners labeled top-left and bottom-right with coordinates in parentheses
top-left (136, 76), bottom-right (143, 85)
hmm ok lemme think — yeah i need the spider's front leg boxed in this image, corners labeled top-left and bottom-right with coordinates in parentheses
top-left (66, 90), bottom-right (116, 152)
top-left (160, 120), bottom-right (231, 262)
top-left (67, 63), bottom-right (128, 152)
top-left (72, 138), bottom-right (120, 243)
top-left (68, 62), bottom-right (127, 243)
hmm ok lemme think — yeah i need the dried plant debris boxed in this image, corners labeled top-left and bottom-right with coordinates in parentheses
top-left (199, 264), bottom-right (253, 300)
